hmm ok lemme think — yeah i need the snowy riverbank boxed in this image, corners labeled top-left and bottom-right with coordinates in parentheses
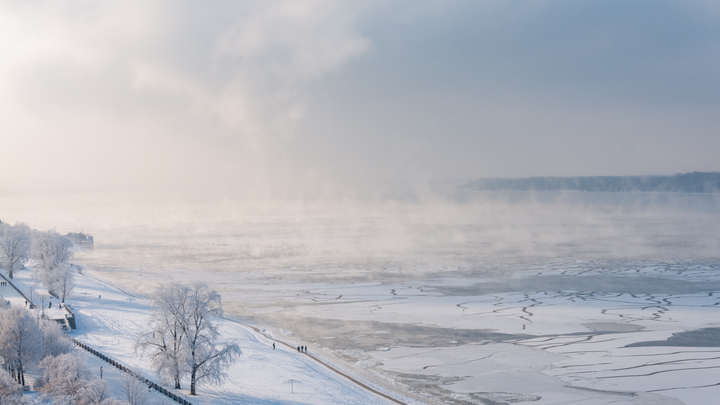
top-left (7, 269), bottom-right (411, 405)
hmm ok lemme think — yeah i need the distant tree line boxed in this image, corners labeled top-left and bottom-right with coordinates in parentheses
top-left (461, 172), bottom-right (720, 193)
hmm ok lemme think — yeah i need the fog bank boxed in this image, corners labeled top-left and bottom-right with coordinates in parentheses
top-left (2, 191), bottom-right (719, 281)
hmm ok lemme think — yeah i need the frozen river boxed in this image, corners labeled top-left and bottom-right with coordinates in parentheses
top-left (2, 190), bottom-right (720, 404)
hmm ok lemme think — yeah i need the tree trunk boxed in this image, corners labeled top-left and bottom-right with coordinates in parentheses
top-left (17, 363), bottom-right (24, 386)
top-left (173, 339), bottom-right (181, 389)
top-left (190, 366), bottom-right (197, 395)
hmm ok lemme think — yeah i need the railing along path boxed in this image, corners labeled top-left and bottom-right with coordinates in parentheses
top-left (71, 338), bottom-right (193, 405)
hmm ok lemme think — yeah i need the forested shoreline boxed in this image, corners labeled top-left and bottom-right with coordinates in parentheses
top-left (462, 172), bottom-right (720, 193)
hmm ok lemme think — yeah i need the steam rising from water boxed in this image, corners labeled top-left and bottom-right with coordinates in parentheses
top-left (2, 190), bottom-right (719, 285)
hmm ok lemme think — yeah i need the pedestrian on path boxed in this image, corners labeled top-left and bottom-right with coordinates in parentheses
top-left (100, 367), bottom-right (103, 380)
top-left (273, 342), bottom-right (275, 350)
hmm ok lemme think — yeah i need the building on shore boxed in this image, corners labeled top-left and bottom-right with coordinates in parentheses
top-left (66, 232), bottom-right (94, 248)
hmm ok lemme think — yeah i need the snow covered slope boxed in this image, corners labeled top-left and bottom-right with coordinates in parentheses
top-left (10, 269), bottom-right (411, 405)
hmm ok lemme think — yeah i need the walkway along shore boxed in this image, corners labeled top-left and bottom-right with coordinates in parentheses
top-left (221, 316), bottom-right (409, 405)
top-left (0, 272), bottom-right (33, 306)
top-left (77, 269), bottom-right (410, 405)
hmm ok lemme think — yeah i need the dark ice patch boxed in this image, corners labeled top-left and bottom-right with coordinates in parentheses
top-left (470, 392), bottom-right (541, 405)
top-left (626, 327), bottom-right (720, 347)
top-left (583, 322), bottom-right (644, 333)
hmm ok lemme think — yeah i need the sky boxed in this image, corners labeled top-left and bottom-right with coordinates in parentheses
top-left (2, 0), bottom-right (720, 199)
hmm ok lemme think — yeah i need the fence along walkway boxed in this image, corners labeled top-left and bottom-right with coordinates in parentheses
top-left (71, 338), bottom-right (193, 405)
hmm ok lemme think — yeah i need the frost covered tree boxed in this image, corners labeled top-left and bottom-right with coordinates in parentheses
top-left (0, 307), bottom-right (43, 386)
top-left (37, 352), bottom-right (125, 405)
top-left (38, 352), bottom-right (91, 398)
top-left (0, 222), bottom-right (30, 279)
top-left (136, 283), bottom-right (188, 389)
top-left (51, 263), bottom-right (76, 304)
top-left (121, 374), bottom-right (149, 405)
top-left (182, 282), bottom-right (240, 395)
top-left (137, 282), bottom-right (240, 395)
top-left (78, 379), bottom-right (129, 405)
top-left (0, 369), bottom-right (23, 404)
top-left (39, 317), bottom-right (75, 358)
top-left (32, 231), bottom-right (73, 271)
top-left (31, 231), bottom-right (74, 299)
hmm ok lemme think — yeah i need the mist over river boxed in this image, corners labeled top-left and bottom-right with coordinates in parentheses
top-left (3, 190), bottom-right (720, 284)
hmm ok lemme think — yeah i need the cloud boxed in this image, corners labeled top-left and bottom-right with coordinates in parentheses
top-left (1, 0), bottom-right (720, 198)
top-left (0, 0), bottom-right (371, 195)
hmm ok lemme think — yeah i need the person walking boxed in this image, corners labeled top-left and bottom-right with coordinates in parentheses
top-left (100, 367), bottom-right (103, 380)
top-left (273, 342), bottom-right (275, 350)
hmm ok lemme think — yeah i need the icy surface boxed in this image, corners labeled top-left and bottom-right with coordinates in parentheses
top-left (193, 264), bottom-right (720, 405)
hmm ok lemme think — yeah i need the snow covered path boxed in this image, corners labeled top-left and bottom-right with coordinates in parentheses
top-left (219, 317), bottom-right (407, 405)
top-left (11, 269), bottom-right (411, 405)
